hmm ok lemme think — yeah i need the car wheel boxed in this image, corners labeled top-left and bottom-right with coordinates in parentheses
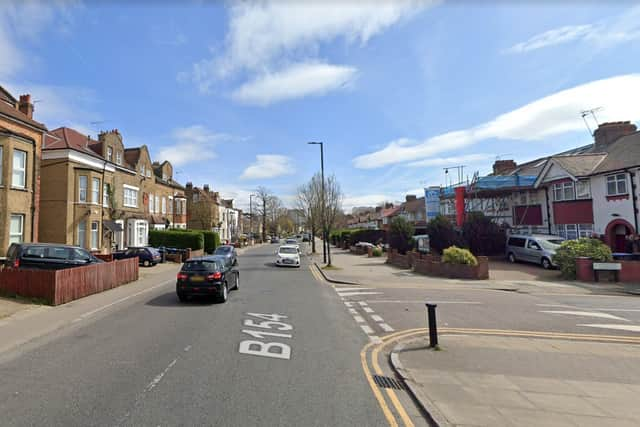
top-left (233, 274), bottom-right (239, 290)
top-left (143, 259), bottom-right (150, 267)
top-left (541, 257), bottom-right (552, 270)
top-left (508, 253), bottom-right (516, 263)
top-left (177, 292), bottom-right (187, 302)
top-left (220, 283), bottom-right (228, 303)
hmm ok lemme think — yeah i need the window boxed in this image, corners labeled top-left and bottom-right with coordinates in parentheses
top-left (553, 182), bottom-right (574, 201)
top-left (606, 173), bottom-right (627, 196)
top-left (79, 175), bottom-right (88, 202)
top-left (146, 169), bottom-right (151, 178)
top-left (528, 192), bottom-right (538, 204)
top-left (107, 146), bottom-right (113, 161)
top-left (140, 165), bottom-right (146, 176)
top-left (155, 195), bottom-right (160, 213)
top-left (162, 197), bottom-right (167, 214)
top-left (578, 224), bottom-right (593, 238)
top-left (12, 149), bottom-right (26, 188)
top-left (0, 145), bottom-right (3, 185)
top-left (116, 151), bottom-right (122, 165)
top-left (77, 220), bottom-right (86, 248)
top-left (90, 221), bottom-right (99, 249)
top-left (9, 214), bottom-right (24, 244)
top-left (507, 237), bottom-right (526, 247)
top-left (527, 240), bottom-right (541, 250)
top-left (576, 180), bottom-right (591, 199)
top-left (556, 224), bottom-right (593, 240)
top-left (103, 183), bottom-right (109, 206)
top-left (162, 173), bottom-right (168, 181)
top-left (92, 177), bottom-right (100, 203)
top-left (124, 186), bottom-right (138, 207)
top-left (168, 197), bottom-right (173, 214)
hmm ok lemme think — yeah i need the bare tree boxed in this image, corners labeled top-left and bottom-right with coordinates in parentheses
top-left (322, 174), bottom-right (343, 266)
top-left (296, 176), bottom-right (320, 253)
top-left (254, 186), bottom-right (272, 242)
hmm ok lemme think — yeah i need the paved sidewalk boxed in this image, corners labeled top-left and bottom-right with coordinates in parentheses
top-left (317, 246), bottom-right (637, 295)
top-left (392, 334), bottom-right (640, 426)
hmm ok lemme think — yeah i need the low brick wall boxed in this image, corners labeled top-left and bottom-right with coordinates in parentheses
top-left (350, 246), bottom-right (367, 256)
top-left (413, 255), bottom-right (489, 280)
top-left (576, 257), bottom-right (640, 282)
top-left (386, 249), bottom-right (411, 269)
top-left (0, 258), bottom-right (139, 305)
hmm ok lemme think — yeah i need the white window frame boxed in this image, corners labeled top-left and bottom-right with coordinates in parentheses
top-left (140, 164), bottom-right (146, 177)
top-left (107, 146), bottom-right (113, 162)
top-left (606, 173), bottom-right (627, 196)
top-left (79, 175), bottom-right (88, 202)
top-left (12, 149), bottom-right (26, 189)
top-left (9, 214), bottom-right (24, 244)
top-left (116, 151), bottom-right (122, 165)
top-left (162, 197), bottom-right (167, 215)
top-left (553, 181), bottom-right (574, 202)
top-left (103, 183), bottom-right (109, 207)
top-left (77, 219), bottom-right (86, 248)
top-left (123, 184), bottom-right (139, 208)
top-left (168, 196), bottom-right (173, 215)
top-left (146, 169), bottom-right (151, 178)
top-left (91, 177), bottom-right (100, 204)
top-left (155, 195), bottom-right (160, 213)
top-left (576, 180), bottom-right (591, 199)
top-left (90, 221), bottom-right (99, 250)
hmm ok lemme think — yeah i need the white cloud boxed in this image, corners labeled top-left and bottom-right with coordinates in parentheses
top-left (232, 63), bottom-right (357, 106)
top-left (240, 154), bottom-right (295, 180)
top-left (408, 153), bottom-right (495, 167)
top-left (157, 126), bottom-right (241, 166)
top-left (354, 74), bottom-right (640, 169)
top-left (183, 1), bottom-right (432, 101)
top-left (342, 193), bottom-right (397, 211)
top-left (504, 6), bottom-right (640, 54)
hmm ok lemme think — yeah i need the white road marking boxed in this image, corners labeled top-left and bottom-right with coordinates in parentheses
top-left (344, 302), bottom-right (353, 308)
top-left (335, 287), bottom-right (375, 292)
top-left (369, 336), bottom-right (383, 344)
top-left (360, 325), bottom-right (375, 335)
top-left (363, 307), bottom-right (374, 313)
top-left (578, 324), bottom-right (640, 333)
top-left (536, 304), bottom-right (575, 308)
top-left (354, 315), bottom-right (365, 323)
top-left (366, 300), bottom-right (482, 304)
top-left (337, 291), bottom-right (383, 297)
top-left (348, 308), bottom-right (358, 315)
top-left (540, 310), bottom-right (629, 322)
top-left (73, 280), bottom-right (173, 322)
top-left (380, 323), bottom-right (395, 332)
top-left (358, 301), bottom-right (368, 306)
top-left (370, 314), bottom-right (384, 322)
top-left (145, 358), bottom-right (177, 392)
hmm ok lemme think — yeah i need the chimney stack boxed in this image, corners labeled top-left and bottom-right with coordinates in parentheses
top-left (594, 121), bottom-right (637, 150)
top-left (493, 160), bottom-right (517, 175)
top-left (186, 182), bottom-right (193, 189)
top-left (405, 195), bottom-right (417, 202)
top-left (203, 184), bottom-right (210, 193)
top-left (18, 94), bottom-right (33, 119)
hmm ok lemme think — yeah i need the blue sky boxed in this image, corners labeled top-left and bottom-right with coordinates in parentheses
top-left (3, 1), bottom-right (640, 211)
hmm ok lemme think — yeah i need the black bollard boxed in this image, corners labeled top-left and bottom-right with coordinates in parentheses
top-left (426, 303), bottom-right (438, 348)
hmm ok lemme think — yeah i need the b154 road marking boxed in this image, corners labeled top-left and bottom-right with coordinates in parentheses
top-left (239, 313), bottom-right (293, 360)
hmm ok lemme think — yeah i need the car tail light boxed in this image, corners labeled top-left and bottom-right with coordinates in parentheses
top-left (207, 272), bottom-right (222, 280)
top-left (12, 258), bottom-right (19, 269)
top-left (177, 273), bottom-right (188, 280)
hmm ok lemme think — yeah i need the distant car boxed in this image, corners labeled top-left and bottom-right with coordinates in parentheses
top-left (285, 238), bottom-right (298, 245)
top-left (4, 243), bottom-right (104, 270)
top-left (213, 245), bottom-right (238, 266)
top-left (176, 255), bottom-right (239, 302)
top-left (113, 247), bottom-right (161, 267)
top-left (506, 234), bottom-right (565, 269)
top-left (355, 241), bottom-right (375, 249)
top-left (302, 235), bottom-right (310, 242)
top-left (271, 237), bottom-right (280, 244)
top-left (275, 245), bottom-right (301, 267)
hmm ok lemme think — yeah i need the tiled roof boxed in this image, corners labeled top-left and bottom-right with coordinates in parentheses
top-left (381, 206), bottom-right (400, 217)
top-left (46, 127), bottom-right (104, 157)
top-left (593, 131), bottom-right (640, 174)
top-left (124, 147), bottom-right (141, 168)
top-left (0, 96), bottom-right (46, 130)
top-left (551, 153), bottom-right (607, 177)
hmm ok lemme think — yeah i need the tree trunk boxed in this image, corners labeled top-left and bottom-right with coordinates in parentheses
top-left (311, 224), bottom-right (316, 253)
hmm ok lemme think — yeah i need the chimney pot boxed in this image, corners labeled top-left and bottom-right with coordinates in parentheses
top-left (406, 195), bottom-right (417, 202)
top-left (18, 94), bottom-right (34, 119)
top-left (594, 121), bottom-right (637, 150)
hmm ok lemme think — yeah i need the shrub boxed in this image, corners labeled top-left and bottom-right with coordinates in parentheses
top-left (553, 238), bottom-right (613, 279)
top-left (425, 215), bottom-right (463, 254)
top-left (389, 217), bottom-right (414, 254)
top-left (149, 230), bottom-right (204, 250)
top-left (371, 247), bottom-right (383, 257)
top-left (462, 212), bottom-right (507, 256)
top-left (201, 231), bottom-right (221, 253)
top-left (442, 246), bottom-right (478, 266)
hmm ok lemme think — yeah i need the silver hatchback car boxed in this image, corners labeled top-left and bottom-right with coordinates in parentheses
top-left (505, 234), bottom-right (565, 269)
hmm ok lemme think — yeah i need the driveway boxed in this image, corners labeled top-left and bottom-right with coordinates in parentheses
top-left (490, 260), bottom-right (562, 282)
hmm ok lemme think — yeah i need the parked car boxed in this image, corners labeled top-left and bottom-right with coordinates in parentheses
top-left (302, 235), bottom-right (310, 242)
top-left (285, 238), bottom-right (298, 245)
top-left (271, 237), bottom-right (280, 244)
top-left (176, 255), bottom-right (239, 302)
top-left (4, 243), bottom-right (104, 270)
top-left (355, 241), bottom-right (375, 249)
top-left (506, 234), bottom-right (565, 269)
top-left (275, 245), bottom-right (301, 267)
top-left (113, 247), bottom-right (161, 267)
top-left (213, 245), bottom-right (238, 266)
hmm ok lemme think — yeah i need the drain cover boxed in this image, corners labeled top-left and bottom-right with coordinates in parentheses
top-left (373, 375), bottom-right (405, 390)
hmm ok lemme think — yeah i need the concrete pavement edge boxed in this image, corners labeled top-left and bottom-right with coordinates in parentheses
top-left (390, 341), bottom-right (450, 427)
top-left (312, 262), bottom-right (362, 286)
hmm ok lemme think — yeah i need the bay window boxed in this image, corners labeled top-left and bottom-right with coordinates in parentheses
top-left (123, 185), bottom-right (138, 208)
top-left (12, 149), bottom-right (26, 188)
top-left (575, 180), bottom-right (591, 199)
top-left (92, 177), bottom-right (100, 204)
top-left (79, 175), bottom-right (88, 202)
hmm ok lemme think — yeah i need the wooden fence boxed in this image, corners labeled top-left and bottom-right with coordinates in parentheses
top-left (0, 258), bottom-right (139, 305)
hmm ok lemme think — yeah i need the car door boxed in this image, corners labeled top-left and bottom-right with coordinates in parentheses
top-left (524, 239), bottom-right (542, 263)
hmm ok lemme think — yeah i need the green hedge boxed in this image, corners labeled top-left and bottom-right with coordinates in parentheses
top-left (149, 230), bottom-right (204, 250)
top-left (167, 228), bottom-right (221, 253)
top-left (553, 238), bottom-right (612, 279)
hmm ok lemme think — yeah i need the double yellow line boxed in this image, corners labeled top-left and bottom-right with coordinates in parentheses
top-left (308, 265), bottom-right (325, 283)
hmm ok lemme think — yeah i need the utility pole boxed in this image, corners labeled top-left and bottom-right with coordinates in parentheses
top-left (308, 141), bottom-right (328, 264)
top-left (249, 194), bottom-right (255, 245)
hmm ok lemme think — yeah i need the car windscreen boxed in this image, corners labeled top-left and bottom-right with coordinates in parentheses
top-left (182, 260), bottom-right (219, 271)
top-left (147, 248), bottom-right (160, 256)
top-left (215, 247), bottom-right (231, 253)
top-left (279, 247), bottom-right (298, 254)
top-left (285, 240), bottom-right (296, 244)
top-left (539, 239), bottom-right (564, 249)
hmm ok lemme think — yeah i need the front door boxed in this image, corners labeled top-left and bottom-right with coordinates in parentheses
top-left (615, 234), bottom-right (627, 253)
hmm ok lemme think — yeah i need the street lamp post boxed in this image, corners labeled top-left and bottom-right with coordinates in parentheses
top-left (308, 141), bottom-right (328, 264)
top-left (249, 194), bottom-right (256, 245)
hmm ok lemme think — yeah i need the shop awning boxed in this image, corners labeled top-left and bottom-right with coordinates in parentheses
top-left (103, 220), bottom-right (123, 232)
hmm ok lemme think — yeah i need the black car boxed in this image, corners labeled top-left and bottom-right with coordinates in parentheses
top-left (213, 245), bottom-right (238, 266)
top-left (176, 256), bottom-right (239, 302)
top-left (113, 247), bottom-right (161, 266)
top-left (4, 243), bottom-right (104, 270)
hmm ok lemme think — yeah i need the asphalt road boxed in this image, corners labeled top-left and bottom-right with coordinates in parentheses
top-left (0, 244), bottom-right (389, 427)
